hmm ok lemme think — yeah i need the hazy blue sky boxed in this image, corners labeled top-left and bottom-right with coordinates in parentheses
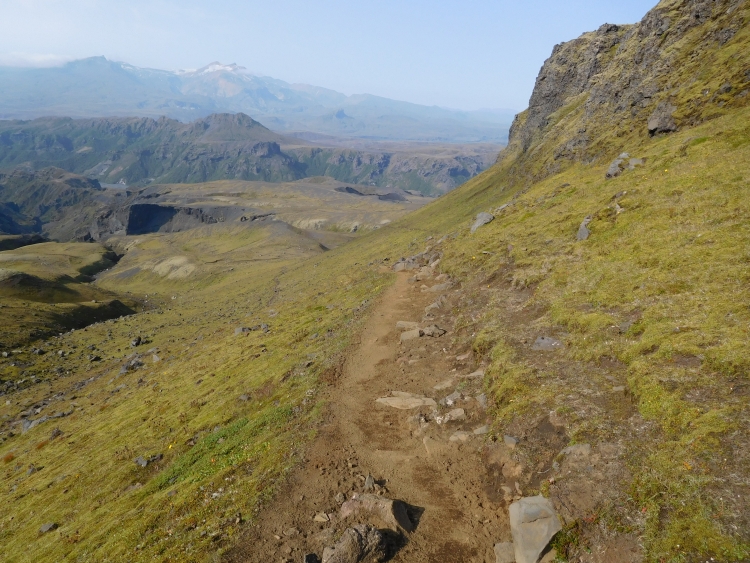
top-left (0, 0), bottom-right (657, 110)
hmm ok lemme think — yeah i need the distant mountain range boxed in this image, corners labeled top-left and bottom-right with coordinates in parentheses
top-left (0, 58), bottom-right (514, 143)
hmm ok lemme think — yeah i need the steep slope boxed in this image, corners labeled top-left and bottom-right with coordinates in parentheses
top-left (0, 1), bottom-right (748, 562)
top-left (0, 58), bottom-right (513, 143)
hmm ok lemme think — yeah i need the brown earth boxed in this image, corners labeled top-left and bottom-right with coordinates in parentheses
top-left (224, 253), bottom-right (649, 563)
top-left (225, 270), bottom-right (508, 562)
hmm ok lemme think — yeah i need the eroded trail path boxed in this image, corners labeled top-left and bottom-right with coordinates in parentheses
top-left (231, 270), bottom-right (508, 562)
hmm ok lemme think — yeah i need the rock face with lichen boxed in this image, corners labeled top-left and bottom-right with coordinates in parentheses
top-left (502, 0), bottom-right (749, 172)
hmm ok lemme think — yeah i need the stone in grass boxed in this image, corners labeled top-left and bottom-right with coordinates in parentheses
top-left (509, 496), bottom-right (562, 563)
top-left (471, 212), bottom-right (495, 234)
top-left (322, 524), bottom-right (387, 563)
top-left (531, 337), bottom-right (562, 352)
top-left (39, 522), bottom-right (58, 534)
top-left (577, 216), bottom-right (592, 241)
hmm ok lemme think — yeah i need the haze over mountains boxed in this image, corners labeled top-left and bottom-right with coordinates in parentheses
top-left (0, 58), bottom-right (514, 143)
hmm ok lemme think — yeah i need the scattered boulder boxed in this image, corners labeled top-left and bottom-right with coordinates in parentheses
top-left (322, 524), bottom-right (387, 563)
top-left (395, 321), bottom-right (420, 331)
top-left (577, 216), bottom-right (592, 241)
top-left (436, 408), bottom-right (465, 424)
top-left (504, 435), bottom-right (520, 448)
top-left (400, 329), bottom-right (423, 342)
top-left (509, 496), bottom-right (562, 563)
top-left (120, 355), bottom-right (144, 374)
top-left (471, 212), bottom-right (495, 234)
top-left (130, 336), bottom-right (142, 347)
top-left (39, 522), bottom-right (58, 534)
top-left (234, 327), bottom-right (251, 336)
top-left (340, 493), bottom-right (414, 533)
top-left (648, 102), bottom-right (678, 135)
top-left (474, 425), bottom-right (490, 435)
top-left (424, 282), bottom-right (451, 293)
top-left (439, 391), bottom-right (462, 406)
top-left (605, 153), bottom-right (629, 178)
top-left (305, 555), bottom-right (321, 563)
top-left (494, 542), bottom-right (516, 563)
top-left (422, 325), bottom-right (446, 337)
top-left (531, 337), bottom-right (562, 352)
top-left (134, 453), bottom-right (163, 468)
top-left (449, 431), bottom-right (472, 442)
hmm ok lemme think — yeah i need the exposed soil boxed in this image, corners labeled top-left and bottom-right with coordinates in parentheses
top-left (226, 271), bottom-right (508, 562)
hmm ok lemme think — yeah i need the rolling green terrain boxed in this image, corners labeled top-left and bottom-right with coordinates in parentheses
top-left (0, 0), bottom-right (749, 561)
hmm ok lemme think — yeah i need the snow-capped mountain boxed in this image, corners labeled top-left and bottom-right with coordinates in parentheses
top-left (0, 57), bottom-right (514, 142)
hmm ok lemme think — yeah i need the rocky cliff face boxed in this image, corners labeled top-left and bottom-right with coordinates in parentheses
top-left (504, 0), bottom-right (749, 173)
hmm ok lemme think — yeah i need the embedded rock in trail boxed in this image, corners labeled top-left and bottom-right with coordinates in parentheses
top-left (375, 393), bottom-right (436, 410)
top-left (340, 493), bottom-right (414, 533)
top-left (400, 329), bottom-right (423, 342)
top-left (395, 321), bottom-right (420, 331)
top-left (322, 524), bottom-right (387, 563)
top-left (422, 325), bottom-right (446, 337)
top-left (471, 212), bottom-right (495, 233)
top-left (494, 542), bottom-right (516, 563)
top-left (424, 282), bottom-right (451, 293)
top-left (509, 496), bottom-right (562, 563)
top-left (647, 102), bottom-right (678, 135)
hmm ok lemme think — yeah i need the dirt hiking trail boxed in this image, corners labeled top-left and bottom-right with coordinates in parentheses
top-left (227, 269), bottom-right (509, 562)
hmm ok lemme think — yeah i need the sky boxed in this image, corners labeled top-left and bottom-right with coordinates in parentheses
top-left (0, 0), bottom-right (658, 111)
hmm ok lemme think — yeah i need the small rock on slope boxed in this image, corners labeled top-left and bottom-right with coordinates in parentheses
top-left (509, 496), bottom-right (562, 563)
top-left (577, 216), bottom-right (592, 240)
top-left (322, 524), bottom-right (387, 563)
top-left (340, 493), bottom-right (414, 533)
top-left (648, 102), bottom-right (678, 135)
top-left (471, 212), bottom-right (495, 233)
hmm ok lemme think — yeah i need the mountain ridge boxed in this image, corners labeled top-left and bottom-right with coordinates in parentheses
top-left (0, 57), bottom-right (515, 143)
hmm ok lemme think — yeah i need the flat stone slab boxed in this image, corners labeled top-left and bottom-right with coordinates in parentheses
top-left (376, 393), bottom-right (436, 410)
top-left (449, 431), bottom-right (473, 442)
top-left (400, 329), bottom-right (423, 342)
top-left (396, 321), bottom-right (420, 330)
top-left (509, 496), bottom-right (562, 563)
top-left (433, 379), bottom-right (454, 391)
top-left (460, 369), bottom-right (485, 379)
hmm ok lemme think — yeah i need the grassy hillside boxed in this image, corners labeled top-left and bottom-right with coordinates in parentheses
top-left (0, 0), bottom-right (748, 561)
